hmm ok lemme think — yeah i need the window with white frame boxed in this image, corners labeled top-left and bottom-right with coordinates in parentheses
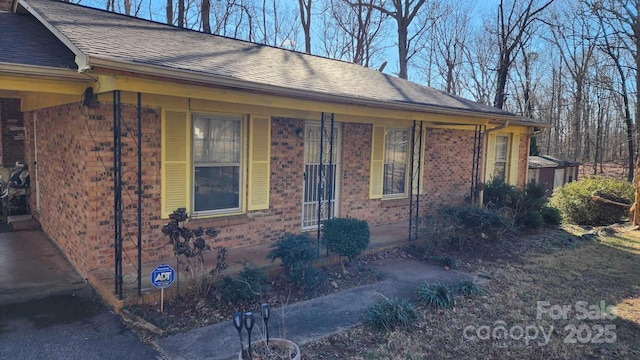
top-left (193, 114), bottom-right (242, 213)
top-left (383, 128), bottom-right (409, 196)
top-left (493, 135), bottom-right (509, 181)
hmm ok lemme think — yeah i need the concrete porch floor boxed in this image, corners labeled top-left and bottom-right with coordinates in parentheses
top-left (91, 221), bottom-right (412, 309)
top-left (0, 231), bottom-right (87, 305)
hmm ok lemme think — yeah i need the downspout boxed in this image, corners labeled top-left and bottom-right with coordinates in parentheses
top-left (478, 120), bottom-right (509, 206)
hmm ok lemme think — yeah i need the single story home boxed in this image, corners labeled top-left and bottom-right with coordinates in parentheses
top-left (0, 0), bottom-right (548, 300)
top-left (528, 155), bottom-right (579, 195)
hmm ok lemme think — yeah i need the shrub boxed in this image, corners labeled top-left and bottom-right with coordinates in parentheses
top-left (220, 263), bottom-right (267, 302)
top-left (540, 206), bottom-right (562, 225)
top-left (322, 217), bottom-right (370, 273)
top-left (452, 279), bottom-right (485, 296)
top-left (162, 208), bottom-right (227, 296)
top-left (416, 282), bottom-right (456, 308)
top-left (430, 255), bottom-right (458, 269)
top-left (418, 206), bottom-right (511, 251)
top-left (484, 180), bottom-right (549, 229)
top-left (267, 233), bottom-right (320, 289)
top-left (367, 297), bottom-right (419, 332)
top-left (550, 176), bottom-right (634, 225)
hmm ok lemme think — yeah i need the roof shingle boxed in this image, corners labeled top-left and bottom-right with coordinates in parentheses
top-left (16, 0), bottom-right (543, 123)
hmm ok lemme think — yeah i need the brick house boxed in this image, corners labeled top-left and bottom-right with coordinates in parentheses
top-left (1, 0), bottom-right (548, 297)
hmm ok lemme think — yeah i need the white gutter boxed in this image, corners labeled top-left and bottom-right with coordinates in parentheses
top-left (0, 62), bottom-right (92, 81)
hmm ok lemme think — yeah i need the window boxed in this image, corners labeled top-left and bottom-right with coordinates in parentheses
top-left (383, 128), bottom-right (409, 196)
top-left (193, 114), bottom-right (242, 213)
top-left (493, 135), bottom-right (509, 181)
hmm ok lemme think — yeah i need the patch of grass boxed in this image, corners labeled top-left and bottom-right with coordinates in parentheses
top-left (415, 283), bottom-right (456, 308)
top-left (452, 279), bottom-right (485, 296)
top-left (367, 296), bottom-right (419, 332)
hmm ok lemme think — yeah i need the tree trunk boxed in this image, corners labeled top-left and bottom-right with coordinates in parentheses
top-left (397, 18), bottom-right (409, 79)
top-left (178, 0), bottom-right (185, 28)
top-left (201, 0), bottom-right (210, 33)
top-left (166, 0), bottom-right (173, 25)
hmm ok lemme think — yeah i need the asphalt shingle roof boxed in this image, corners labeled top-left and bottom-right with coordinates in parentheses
top-left (0, 10), bottom-right (76, 69)
top-left (16, 0), bottom-right (542, 123)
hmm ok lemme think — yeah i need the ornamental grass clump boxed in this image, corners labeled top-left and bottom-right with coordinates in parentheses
top-left (367, 296), bottom-right (419, 332)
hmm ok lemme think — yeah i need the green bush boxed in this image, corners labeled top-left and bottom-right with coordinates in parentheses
top-left (367, 297), bottom-right (419, 332)
top-left (549, 177), bottom-right (633, 225)
top-left (540, 206), bottom-right (562, 225)
top-left (220, 263), bottom-right (267, 302)
top-left (418, 206), bottom-right (511, 251)
top-left (430, 255), bottom-right (458, 269)
top-left (267, 233), bottom-right (320, 289)
top-left (322, 217), bottom-right (370, 273)
top-left (483, 180), bottom-right (549, 228)
top-left (415, 282), bottom-right (456, 308)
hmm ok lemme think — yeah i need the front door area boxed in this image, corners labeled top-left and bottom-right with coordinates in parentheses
top-left (302, 122), bottom-right (340, 230)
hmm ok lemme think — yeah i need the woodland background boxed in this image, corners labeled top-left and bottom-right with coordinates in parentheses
top-left (69, 0), bottom-right (640, 180)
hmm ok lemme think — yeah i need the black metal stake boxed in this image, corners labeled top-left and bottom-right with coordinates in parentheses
top-left (233, 312), bottom-right (244, 355)
top-left (261, 303), bottom-right (270, 346)
top-left (244, 312), bottom-right (255, 360)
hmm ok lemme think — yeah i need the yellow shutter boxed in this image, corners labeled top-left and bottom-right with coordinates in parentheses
top-left (411, 126), bottom-right (426, 194)
top-left (369, 125), bottom-right (385, 199)
top-left (509, 133), bottom-right (520, 185)
top-left (485, 132), bottom-right (496, 182)
top-left (248, 115), bottom-right (271, 210)
top-left (161, 109), bottom-right (191, 218)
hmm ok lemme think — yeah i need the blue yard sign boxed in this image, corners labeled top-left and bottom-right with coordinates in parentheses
top-left (151, 264), bottom-right (175, 289)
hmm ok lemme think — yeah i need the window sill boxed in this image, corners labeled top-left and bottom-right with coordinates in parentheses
top-left (380, 197), bottom-right (410, 207)
top-left (188, 213), bottom-right (250, 228)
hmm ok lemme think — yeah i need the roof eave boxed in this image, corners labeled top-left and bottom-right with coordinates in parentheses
top-left (88, 56), bottom-right (546, 126)
top-left (0, 62), bottom-right (90, 81)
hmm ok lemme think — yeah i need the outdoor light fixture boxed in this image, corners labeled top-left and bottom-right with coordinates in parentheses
top-left (244, 312), bottom-right (255, 360)
top-left (261, 303), bottom-right (270, 345)
top-left (295, 127), bottom-right (304, 138)
top-left (233, 311), bottom-right (244, 355)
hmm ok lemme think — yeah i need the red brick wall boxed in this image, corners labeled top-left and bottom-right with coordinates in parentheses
top-left (0, 98), bottom-right (24, 167)
top-left (422, 128), bottom-right (475, 209)
top-left (0, 0), bottom-right (13, 11)
top-left (24, 102), bottom-right (498, 275)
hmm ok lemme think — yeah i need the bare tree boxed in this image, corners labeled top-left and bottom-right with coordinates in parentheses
top-left (348, 0), bottom-right (440, 79)
top-left (426, 0), bottom-right (471, 94)
top-left (319, 0), bottom-right (388, 67)
top-left (589, 0), bottom-right (639, 180)
top-left (202, 0), bottom-right (211, 33)
top-left (166, 0), bottom-right (173, 25)
top-left (548, 1), bottom-right (599, 161)
top-left (492, 0), bottom-right (554, 109)
top-left (298, 0), bottom-right (312, 53)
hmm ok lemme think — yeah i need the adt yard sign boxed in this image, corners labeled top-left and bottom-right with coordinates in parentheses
top-left (151, 264), bottom-right (175, 289)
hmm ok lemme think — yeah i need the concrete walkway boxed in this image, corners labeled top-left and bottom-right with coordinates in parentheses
top-left (156, 258), bottom-right (470, 360)
top-left (0, 231), bottom-right (87, 305)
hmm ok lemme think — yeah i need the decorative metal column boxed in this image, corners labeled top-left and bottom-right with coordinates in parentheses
top-left (470, 125), bottom-right (486, 205)
top-left (113, 91), bottom-right (144, 300)
top-left (315, 112), bottom-right (335, 254)
top-left (408, 120), bottom-right (424, 241)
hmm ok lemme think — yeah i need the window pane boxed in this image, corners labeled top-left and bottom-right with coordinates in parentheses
top-left (384, 163), bottom-right (406, 195)
top-left (193, 116), bottom-right (241, 164)
top-left (494, 163), bottom-right (506, 181)
top-left (194, 166), bottom-right (240, 211)
top-left (495, 135), bottom-right (508, 162)
top-left (383, 128), bottom-right (408, 196)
